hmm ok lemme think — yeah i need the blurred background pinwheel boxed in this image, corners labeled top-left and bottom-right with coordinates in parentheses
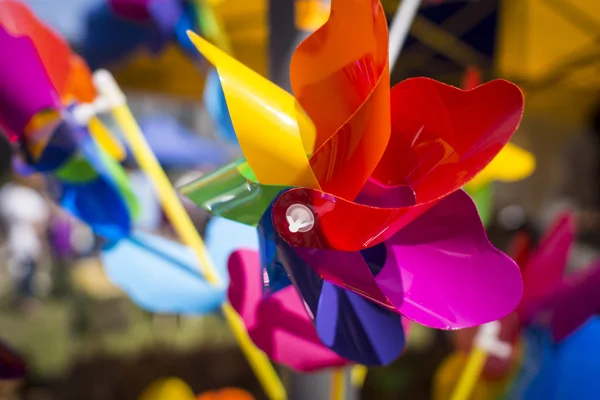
top-left (0, 1), bottom-right (137, 239)
top-left (434, 212), bottom-right (600, 399)
top-left (181, 0), bottom-right (525, 366)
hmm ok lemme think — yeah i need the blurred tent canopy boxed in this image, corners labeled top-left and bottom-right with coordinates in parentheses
top-left (496, 0), bottom-right (600, 124)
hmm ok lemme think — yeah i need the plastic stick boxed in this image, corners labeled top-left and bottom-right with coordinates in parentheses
top-left (330, 369), bottom-right (346, 400)
top-left (388, 0), bottom-right (422, 69)
top-left (93, 70), bottom-right (287, 400)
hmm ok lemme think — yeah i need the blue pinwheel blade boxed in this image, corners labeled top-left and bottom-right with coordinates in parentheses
top-left (101, 230), bottom-right (227, 314)
top-left (58, 176), bottom-right (131, 240)
top-left (57, 129), bottom-right (133, 240)
top-left (519, 318), bottom-right (600, 400)
top-left (205, 216), bottom-right (259, 273)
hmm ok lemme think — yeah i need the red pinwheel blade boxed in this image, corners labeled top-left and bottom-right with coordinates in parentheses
top-left (272, 78), bottom-right (524, 253)
top-left (0, 0), bottom-right (71, 96)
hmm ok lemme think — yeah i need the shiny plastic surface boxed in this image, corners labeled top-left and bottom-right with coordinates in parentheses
top-left (291, 0), bottom-right (390, 201)
top-left (273, 234), bottom-right (407, 365)
top-left (228, 249), bottom-right (350, 371)
top-left (453, 213), bottom-right (574, 379)
top-left (180, 159), bottom-right (287, 226)
top-left (188, 32), bottom-right (320, 190)
top-left (275, 189), bottom-right (522, 330)
top-left (272, 78), bottom-right (524, 252)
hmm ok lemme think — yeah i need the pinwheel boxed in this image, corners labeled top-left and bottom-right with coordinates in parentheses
top-left (82, 0), bottom-right (229, 69)
top-left (181, 0), bottom-right (524, 365)
top-left (0, 0), bottom-right (137, 239)
top-left (435, 212), bottom-right (600, 399)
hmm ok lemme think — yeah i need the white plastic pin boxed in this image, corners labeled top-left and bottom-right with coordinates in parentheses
top-left (285, 204), bottom-right (314, 233)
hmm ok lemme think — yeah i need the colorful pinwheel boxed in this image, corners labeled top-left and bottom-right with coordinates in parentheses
top-left (82, 0), bottom-right (229, 68)
top-left (435, 212), bottom-right (600, 399)
top-left (0, 1), bottom-right (137, 239)
top-left (182, 0), bottom-right (524, 365)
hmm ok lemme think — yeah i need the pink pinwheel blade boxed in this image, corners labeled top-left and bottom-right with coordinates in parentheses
top-left (0, 27), bottom-right (59, 139)
top-left (519, 212), bottom-right (575, 314)
top-left (380, 190), bottom-right (523, 329)
top-left (228, 250), bottom-right (349, 372)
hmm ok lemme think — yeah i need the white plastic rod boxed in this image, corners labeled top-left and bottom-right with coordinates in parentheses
top-left (388, 0), bottom-right (422, 70)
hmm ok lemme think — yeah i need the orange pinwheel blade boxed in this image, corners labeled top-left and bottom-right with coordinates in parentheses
top-left (291, 0), bottom-right (390, 200)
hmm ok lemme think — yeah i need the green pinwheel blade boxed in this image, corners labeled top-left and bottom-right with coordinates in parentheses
top-left (179, 157), bottom-right (287, 226)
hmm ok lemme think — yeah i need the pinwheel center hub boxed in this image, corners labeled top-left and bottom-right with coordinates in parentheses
top-left (285, 204), bottom-right (314, 233)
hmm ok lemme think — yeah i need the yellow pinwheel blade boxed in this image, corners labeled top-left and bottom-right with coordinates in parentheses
top-left (138, 378), bottom-right (196, 400)
top-left (88, 117), bottom-right (126, 161)
top-left (466, 143), bottom-right (536, 191)
top-left (187, 31), bottom-right (320, 189)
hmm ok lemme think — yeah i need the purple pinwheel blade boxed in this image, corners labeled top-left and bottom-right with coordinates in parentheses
top-left (0, 26), bottom-right (59, 139)
top-left (276, 235), bottom-right (406, 365)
